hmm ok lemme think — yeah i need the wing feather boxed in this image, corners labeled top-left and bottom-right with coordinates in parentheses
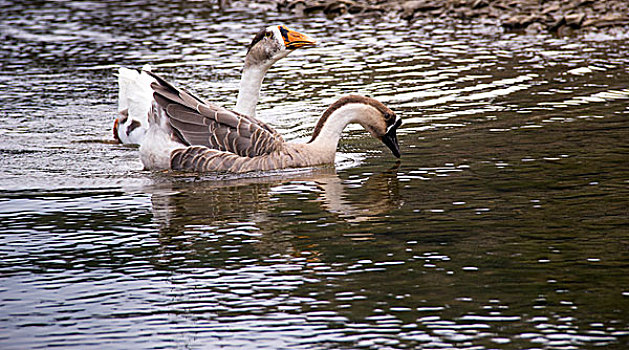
top-left (146, 71), bottom-right (284, 157)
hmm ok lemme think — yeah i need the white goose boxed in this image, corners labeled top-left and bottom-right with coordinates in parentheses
top-left (114, 25), bottom-right (316, 144)
top-left (139, 71), bottom-right (402, 173)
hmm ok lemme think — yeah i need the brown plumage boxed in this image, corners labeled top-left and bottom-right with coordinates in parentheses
top-left (308, 95), bottom-right (397, 143)
top-left (141, 72), bottom-right (402, 174)
top-left (147, 71), bottom-right (283, 158)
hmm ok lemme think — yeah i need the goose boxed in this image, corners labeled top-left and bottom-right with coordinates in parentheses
top-left (138, 71), bottom-right (402, 173)
top-left (113, 25), bottom-right (316, 144)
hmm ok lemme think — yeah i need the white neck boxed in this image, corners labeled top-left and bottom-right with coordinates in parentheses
top-left (306, 104), bottom-right (375, 158)
top-left (234, 65), bottom-right (269, 117)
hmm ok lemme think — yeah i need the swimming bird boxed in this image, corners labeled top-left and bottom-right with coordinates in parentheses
top-left (139, 71), bottom-right (402, 173)
top-left (114, 25), bottom-right (316, 144)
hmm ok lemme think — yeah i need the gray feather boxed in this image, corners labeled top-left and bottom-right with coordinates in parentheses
top-left (148, 71), bottom-right (284, 157)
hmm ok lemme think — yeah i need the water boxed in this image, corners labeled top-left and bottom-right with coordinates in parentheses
top-left (1, 0), bottom-right (628, 349)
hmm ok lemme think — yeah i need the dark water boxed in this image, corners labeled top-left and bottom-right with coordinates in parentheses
top-left (1, 1), bottom-right (628, 349)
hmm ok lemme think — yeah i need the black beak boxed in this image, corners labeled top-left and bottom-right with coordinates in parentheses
top-left (381, 117), bottom-right (402, 158)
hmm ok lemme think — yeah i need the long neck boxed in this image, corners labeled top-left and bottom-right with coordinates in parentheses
top-left (305, 104), bottom-right (371, 159)
top-left (234, 64), bottom-right (269, 117)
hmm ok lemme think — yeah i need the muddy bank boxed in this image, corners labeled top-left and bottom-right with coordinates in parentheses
top-left (244, 0), bottom-right (629, 36)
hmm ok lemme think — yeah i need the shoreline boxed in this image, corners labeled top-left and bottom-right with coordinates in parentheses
top-left (249, 0), bottom-right (629, 36)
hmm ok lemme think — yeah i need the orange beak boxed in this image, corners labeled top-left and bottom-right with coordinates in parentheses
top-left (278, 25), bottom-right (317, 50)
top-left (113, 118), bottom-right (121, 142)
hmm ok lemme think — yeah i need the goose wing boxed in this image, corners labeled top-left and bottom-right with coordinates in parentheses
top-left (146, 71), bottom-right (284, 157)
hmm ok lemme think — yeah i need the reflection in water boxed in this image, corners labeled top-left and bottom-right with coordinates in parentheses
top-left (1, 0), bottom-right (629, 348)
top-left (315, 165), bottom-right (402, 224)
top-left (148, 164), bottom-right (403, 239)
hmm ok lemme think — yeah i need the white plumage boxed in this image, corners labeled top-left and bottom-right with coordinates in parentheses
top-left (113, 25), bottom-right (316, 145)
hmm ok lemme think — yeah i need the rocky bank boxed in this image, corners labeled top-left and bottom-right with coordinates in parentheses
top-left (238, 0), bottom-right (629, 36)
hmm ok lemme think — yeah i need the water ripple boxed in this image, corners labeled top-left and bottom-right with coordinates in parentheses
top-left (1, 0), bottom-right (628, 349)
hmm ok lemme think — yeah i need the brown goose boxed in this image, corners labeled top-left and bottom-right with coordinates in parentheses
top-left (114, 25), bottom-right (316, 145)
top-left (139, 72), bottom-right (402, 173)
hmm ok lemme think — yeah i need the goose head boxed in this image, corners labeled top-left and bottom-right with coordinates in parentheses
top-left (352, 97), bottom-right (402, 158)
top-left (309, 95), bottom-right (402, 158)
top-left (244, 25), bottom-right (316, 69)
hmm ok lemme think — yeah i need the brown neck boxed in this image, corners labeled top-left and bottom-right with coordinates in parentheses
top-left (308, 95), bottom-right (392, 143)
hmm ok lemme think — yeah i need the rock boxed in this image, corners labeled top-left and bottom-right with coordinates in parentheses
top-left (401, 0), bottom-right (441, 18)
top-left (492, 2), bottom-right (509, 11)
top-left (282, 0), bottom-right (327, 14)
top-left (487, 6), bottom-right (502, 18)
top-left (502, 14), bottom-right (538, 29)
top-left (557, 24), bottom-right (575, 36)
top-left (285, 0), bottom-right (305, 13)
top-left (324, 1), bottom-right (352, 16)
top-left (304, 5), bottom-right (327, 14)
top-left (525, 21), bottom-right (544, 34)
top-left (456, 8), bottom-right (474, 19)
top-left (577, 0), bottom-right (595, 7)
top-left (348, 4), bottom-right (365, 14)
top-left (549, 15), bottom-right (566, 32)
top-left (582, 13), bottom-right (629, 28)
top-left (471, 0), bottom-right (488, 10)
top-left (600, 13), bottom-right (626, 22)
top-left (428, 8), bottom-right (444, 17)
top-left (565, 12), bottom-right (586, 27)
top-left (541, 3), bottom-right (560, 15)
top-left (507, 0), bottom-right (521, 8)
top-left (273, 0), bottom-right (629, 35)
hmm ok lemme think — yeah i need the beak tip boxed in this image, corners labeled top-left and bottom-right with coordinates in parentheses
top-left (283, 28), bottom-right (317, 49)
top-left (381, 117), bottom-right (402, 158)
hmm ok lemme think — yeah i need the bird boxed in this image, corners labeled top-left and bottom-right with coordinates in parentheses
top-left (138, 71), bottom-right (402, 173)
top-left (113, 25), bottom-right (316, 145)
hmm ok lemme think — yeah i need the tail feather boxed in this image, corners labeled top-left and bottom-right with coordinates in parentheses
top-left (115, 64), bottom-right (154, 144)
top-left (117, 64), bottom-right (154, 124)
top-left (118, 67), bottom-right (139, 113)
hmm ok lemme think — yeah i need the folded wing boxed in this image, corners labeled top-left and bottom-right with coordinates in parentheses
top-left (146, 71), bottom-right (284, 157)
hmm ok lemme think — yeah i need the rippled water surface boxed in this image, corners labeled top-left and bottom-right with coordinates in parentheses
top-left (1, 1), bottom-right (628, 349)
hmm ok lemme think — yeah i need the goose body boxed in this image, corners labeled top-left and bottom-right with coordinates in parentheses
top-left (139, 72), bottom-right (402, 173)
top-left (114, 25), bottom-right (316, 144)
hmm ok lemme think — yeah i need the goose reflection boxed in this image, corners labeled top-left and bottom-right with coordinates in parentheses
top-left (313, 165), bottom-right (403, 223)
top-left (146, 164), bottom-right (403, 236)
